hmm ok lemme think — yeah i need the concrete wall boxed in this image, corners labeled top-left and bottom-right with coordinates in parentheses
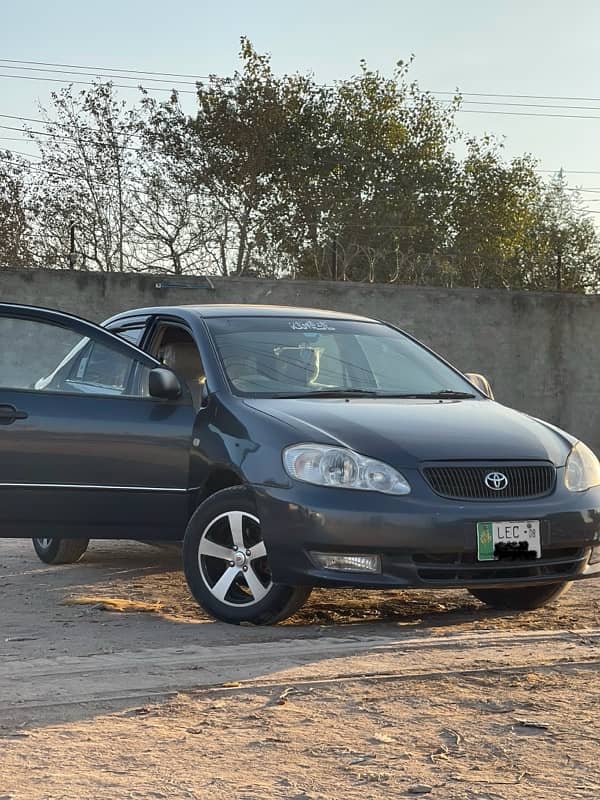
top-left (1, 268), bottom-right (598, 453)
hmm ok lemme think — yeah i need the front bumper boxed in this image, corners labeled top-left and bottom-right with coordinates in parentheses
top-left (254, 479), bottom-right (600, 589)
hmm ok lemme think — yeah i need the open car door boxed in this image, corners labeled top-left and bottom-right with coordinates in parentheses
top-left (0, 304), bottom-right (195, 540)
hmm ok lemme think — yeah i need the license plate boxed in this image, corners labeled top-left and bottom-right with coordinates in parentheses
top-left (477, 521), bottom-right (541, 561)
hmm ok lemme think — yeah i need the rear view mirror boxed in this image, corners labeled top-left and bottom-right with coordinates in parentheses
top-left (149, 367), bottom-right (182, 401)
top-left (464, 372), bottom-right (494, 399)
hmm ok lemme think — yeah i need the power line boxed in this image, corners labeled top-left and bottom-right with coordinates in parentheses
top-left (4, 60), bottom-right (600, 106)
top-left (458, 108), bottom-right (600, 121)
top-left (0, 58), bottom-right (213, 81)
top-left (4, 141), bottom-right (600, 199)
top-left (432, 89), bottom-right (600, 104)
top-left (3, 150), bottom-right (598, 213)
top-left (446, 99), bottom-right (600, 112)
top-left (0, 122), bottom-right (144, 153)
top-left (0, 135), bottom-right (44, 145)
top-left (0, 147), bottom-right (42, 159)
top-left (536, 169), bottom-right (600, 175)
top-left (0, 72), bottom-right (198, 95)
top-left (6, 67), bottom-right (600, 124)
top-left (0, 112), bottom-right (142, 131)
top-left (0, 63), bottom-right (204, 87)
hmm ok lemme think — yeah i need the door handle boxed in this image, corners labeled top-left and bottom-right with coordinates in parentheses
top-left (0, 405), bottom-right (28, 424)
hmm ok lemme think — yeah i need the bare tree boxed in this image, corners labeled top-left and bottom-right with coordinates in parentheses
top-left (0, 151), bottom-right (36, 268)
top-left (29, 83), bottom-right (139, 271)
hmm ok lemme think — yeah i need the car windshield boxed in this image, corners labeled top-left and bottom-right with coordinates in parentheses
top-left (206, 317), bottom-right (479, 399)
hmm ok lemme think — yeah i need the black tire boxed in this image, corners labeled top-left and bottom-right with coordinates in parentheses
top-left (183, 487), bottom-right (311, 625)
top-left (32, 537), bottom-right (90, 565)
top-left (468, 581), bottom-right (571, 611)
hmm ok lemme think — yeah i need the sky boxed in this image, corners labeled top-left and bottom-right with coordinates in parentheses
top-left (2, 0), bottom-right (600, 213)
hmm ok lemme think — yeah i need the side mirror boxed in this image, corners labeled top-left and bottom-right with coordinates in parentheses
top-left (464, 372), bottom-right (494, 400)
top-left (149, 367), bottom-right (182, 401)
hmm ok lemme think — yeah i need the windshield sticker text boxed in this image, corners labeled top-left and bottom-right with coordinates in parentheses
top-left (289, 320), bottom-right (336, 332)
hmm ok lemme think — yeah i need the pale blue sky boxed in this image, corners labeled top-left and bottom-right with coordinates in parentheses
top-left (2, 0), bottom-right (600, 210)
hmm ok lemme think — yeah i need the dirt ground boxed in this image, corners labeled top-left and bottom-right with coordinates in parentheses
top-left (0, 539), bottom-right (599, 799)
top-left (2, 668), bottom-right (599, 800)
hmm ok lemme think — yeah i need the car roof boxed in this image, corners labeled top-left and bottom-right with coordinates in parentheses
top-left (107, 304), bottom-right (380, 324)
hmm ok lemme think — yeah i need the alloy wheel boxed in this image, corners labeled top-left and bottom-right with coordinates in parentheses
top-left (197, 511), bottom-right (272, 607)
top-left (35, 537), bottom-right (53, 549)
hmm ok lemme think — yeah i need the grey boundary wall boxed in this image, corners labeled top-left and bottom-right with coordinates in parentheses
top-left (1, 268), bottom-right (598, 454)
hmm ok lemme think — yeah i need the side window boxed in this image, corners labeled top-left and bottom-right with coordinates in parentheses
top-left (151, 324), bottom-right (205, 408)
top-left (70, 342), bottom-right (136, 394)
top-left (109, 325), bottom-right (146, 346)
top-left (0, 316), bottom-right (151, 399)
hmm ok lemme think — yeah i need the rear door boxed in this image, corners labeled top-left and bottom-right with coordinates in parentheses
top-left (0, 304), bottom-right (195, 540)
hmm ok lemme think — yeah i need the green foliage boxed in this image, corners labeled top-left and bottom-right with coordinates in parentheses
top-left (5, 38), bottom-right (600, 290)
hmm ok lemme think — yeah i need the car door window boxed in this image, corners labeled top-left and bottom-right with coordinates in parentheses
top-left (0, 316), bottom-right (152, 398)
top-left (69, 341), bottom-right (137, 394)
top-left (150, 324), bottom-right (205, 408)
top-left (110, 325), bottom-right (146, 346)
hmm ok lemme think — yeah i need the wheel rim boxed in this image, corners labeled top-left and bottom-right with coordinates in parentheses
top-left (35, 538), bottom-right (53, 550)
top-left (198, 511), bottom-right (272, 607)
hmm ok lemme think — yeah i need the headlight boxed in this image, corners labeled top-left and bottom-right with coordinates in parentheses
top-left (564, 442), bottom-right (600, 492)
top-left (283, 444), bottom-right (411, 495)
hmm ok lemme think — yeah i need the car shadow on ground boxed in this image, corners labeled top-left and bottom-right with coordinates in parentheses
top-left (61, 540), bottom-right (503, 629)
top-left (32, 539), bottom-right (594, 634)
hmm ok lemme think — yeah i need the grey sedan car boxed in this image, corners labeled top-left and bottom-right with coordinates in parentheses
top-left (0, 302), bottom-right (598, 624)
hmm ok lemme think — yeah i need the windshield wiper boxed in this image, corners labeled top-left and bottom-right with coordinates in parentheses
top-left (386, 390), bottom-right (476, 399)
top-left (273, 388), bottom-right (380, 399)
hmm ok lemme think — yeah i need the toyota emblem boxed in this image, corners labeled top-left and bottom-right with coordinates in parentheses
top-left (484, 471), bottom-right (509, 491)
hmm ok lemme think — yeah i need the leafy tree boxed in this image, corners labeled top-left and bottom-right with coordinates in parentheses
top-left (449, 137), bottom-right (543, 288)
top-left (11, 39), bottom-right (600, 292)
top-left (523, 171), bottom-right (600, 292)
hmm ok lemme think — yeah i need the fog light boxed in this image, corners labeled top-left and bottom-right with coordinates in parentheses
top-left (311, 552), bottom-right (381, 573)
top-left (589, 546), bottom-right (600, 566)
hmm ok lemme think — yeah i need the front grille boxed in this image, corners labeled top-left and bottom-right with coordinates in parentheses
top-left (422, 463), bottom-right (556, 500)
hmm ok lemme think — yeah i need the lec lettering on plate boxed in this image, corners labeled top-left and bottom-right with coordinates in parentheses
top-left (497, 525), bottom-right (521, 539)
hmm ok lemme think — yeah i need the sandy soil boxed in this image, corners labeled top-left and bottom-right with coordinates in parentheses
top-left (14, 539), bottom-right (600, 631)
top-left (1, 667), bottom-right (599, 799)
top-left (0, 539), bottom-right (599, 799)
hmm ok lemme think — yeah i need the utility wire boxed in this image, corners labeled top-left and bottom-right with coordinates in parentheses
top-left (0, 123), bottom-right (144, 152)
top-left (458, 108), bottom-right (600, 121)
top-left (0, 146), bottom-right (42, 159)
top-left (432, 89), bottom-right (600, 104)
top-left (0, 72), bottom-right (198, 95)
top-left (3, 143), bottom-right (600, 199)
top-left (4, 59), bottom-right (600, 106)
top-left (0, 112), bottom-right (145, 131)
top-left (5, 65), bottom-right (600, 120)
top-left (0, 63), bottom-right (204, 86)
top-left (0, 58), bottom-right (213, 81)
top-left (3, 149), bottom-right (598, 213)
top-left (445, 99), bottom-right (600, 112)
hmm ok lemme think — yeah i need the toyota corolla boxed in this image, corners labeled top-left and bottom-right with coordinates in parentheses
top-left (1, 302), bottom-right (599, 624)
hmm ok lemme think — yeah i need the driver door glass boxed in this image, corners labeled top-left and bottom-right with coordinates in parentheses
top-left (0, 317), bottom-right (151, 398)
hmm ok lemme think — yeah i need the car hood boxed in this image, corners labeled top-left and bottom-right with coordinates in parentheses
top-left (243, 397), bottom-right (573, 467)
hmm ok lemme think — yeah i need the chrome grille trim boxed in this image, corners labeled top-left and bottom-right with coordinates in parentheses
top-left (422, 463), bottom-right (556, 500)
